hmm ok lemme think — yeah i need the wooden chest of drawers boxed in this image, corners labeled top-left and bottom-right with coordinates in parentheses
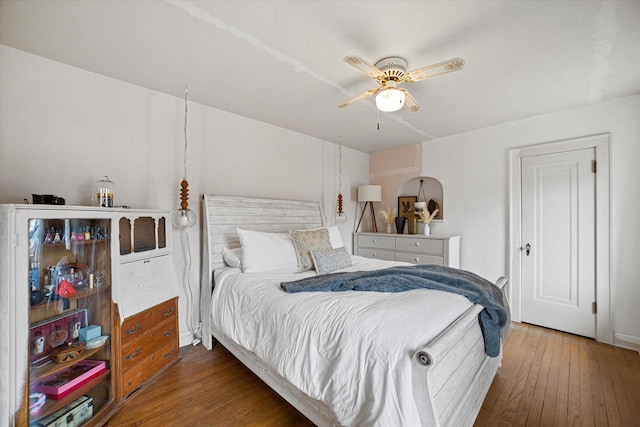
top-left (118, 297), bottom-right (179, 398)
top-left (354, 232), bottom-right (460, 267)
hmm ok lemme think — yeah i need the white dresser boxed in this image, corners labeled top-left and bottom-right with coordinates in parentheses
top-left (353, 232), bottom-right (460, 268)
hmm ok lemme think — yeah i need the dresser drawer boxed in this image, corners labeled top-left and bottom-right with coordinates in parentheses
top-left (357, 234), bottom-right (395, 250)
top-left (121, 317), bottom-right (178, 372)
top-left (121, 298), bottom-right (177, 346)
top-left (395, 252), bottom-right (444, 266)
top-left (122, 339), bottom-right (179, 396)
top-left (357, 248), bottom-right (396, 261)
top-left (396, 237), bottom-right (443, 255)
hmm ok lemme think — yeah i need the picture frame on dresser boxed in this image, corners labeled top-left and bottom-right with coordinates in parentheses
top-left (398, 196), bottom-right (417, 219)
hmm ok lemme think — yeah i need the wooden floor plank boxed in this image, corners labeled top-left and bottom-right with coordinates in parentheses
top-left (523, 325), bottom-right (556, 427)
top-left (496, 325), bottom-right (543, 426)
top-left (537, 327), bottom-right (564, 425)
top-left (474, 322), bottom-right (529, 426)
top-left (596, 343), bottom-right (624, 426)
top-left (587, 340), bottom-right (609, 426)
top-left (621, 350), bottom-right (640, 420)
top-left (552, 334), bottom-right (571, 425)
top-left (106, 323), bottom-right (640, 427)
top-left (608, 345), bottom-right (638, 426)
top-left (514, 325), bottom-right (547, 425)
top-left (575, 334), bottom-right (595, 427)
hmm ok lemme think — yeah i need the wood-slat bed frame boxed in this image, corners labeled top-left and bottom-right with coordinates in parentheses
top-left (200, 194), bottom-right (505, 427)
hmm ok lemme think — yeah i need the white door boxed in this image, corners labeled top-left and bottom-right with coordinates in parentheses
top-left (521, 148), bottom-right (596, 338)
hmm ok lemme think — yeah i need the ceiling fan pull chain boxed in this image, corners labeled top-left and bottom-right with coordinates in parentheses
top-left (377, 108), bottom-right (380, 130)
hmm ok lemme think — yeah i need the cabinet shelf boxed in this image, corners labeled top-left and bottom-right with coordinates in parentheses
top-left (41, 239), bottom-right (109, 248)
top-left (30, 285), bottom-right (111, 310)
top-left (29, 369), bottom-right (110, 422)
top-left (30, 343), bottom-right (108, 381)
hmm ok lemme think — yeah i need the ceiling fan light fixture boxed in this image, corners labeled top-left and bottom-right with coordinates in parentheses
top-left (376, 87), bottom-right (405, 112)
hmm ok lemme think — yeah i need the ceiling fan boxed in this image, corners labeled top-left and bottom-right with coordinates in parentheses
top-left (338, 56), bottom-right (465, 113)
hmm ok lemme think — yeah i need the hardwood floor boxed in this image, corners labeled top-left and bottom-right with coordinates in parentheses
top-left (107, 322), bottom-right (640, 426)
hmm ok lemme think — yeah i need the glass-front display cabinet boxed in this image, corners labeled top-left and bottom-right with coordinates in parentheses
top-left (0, 205), bottom-right (116, 426)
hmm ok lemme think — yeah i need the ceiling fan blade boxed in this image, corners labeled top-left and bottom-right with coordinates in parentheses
top-left (338, 87), bottom-right (380, 108)
top-left (405, 57), bottom-right (465, 82)
top-left (400, 89), bottom-right (421, 112)
top-left (343, 56), bottom-right (385, 79)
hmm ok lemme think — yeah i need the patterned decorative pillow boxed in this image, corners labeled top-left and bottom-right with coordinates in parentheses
top-left (290, 228), bottom-right (332, 272)
top-left (311, 246), bottom-right (352, 274)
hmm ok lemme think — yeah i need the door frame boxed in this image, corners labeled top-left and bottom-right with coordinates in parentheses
top-left (509, 133), bottom-right (611, 344)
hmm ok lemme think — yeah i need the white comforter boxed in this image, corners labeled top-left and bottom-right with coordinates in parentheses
top-left (211, 256), bottom-right (473, 426)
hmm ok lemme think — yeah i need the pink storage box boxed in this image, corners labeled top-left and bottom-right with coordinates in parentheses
top-left (32, 360), bottom-right (106, 398)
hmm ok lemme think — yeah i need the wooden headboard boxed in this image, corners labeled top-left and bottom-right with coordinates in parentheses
top-left (200, 195), bottom-right (325, 349)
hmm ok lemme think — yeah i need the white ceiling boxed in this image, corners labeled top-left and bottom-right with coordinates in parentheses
top-left (1, 0), bottom-right (638, 153)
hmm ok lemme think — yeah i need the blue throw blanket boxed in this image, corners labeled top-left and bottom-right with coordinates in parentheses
top-left (281, 264), bottom-right (509, 357)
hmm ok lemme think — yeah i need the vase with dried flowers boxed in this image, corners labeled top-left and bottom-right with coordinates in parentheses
top-left (416, 208), bottom-right (439, 235)
top-left (380, 207), bottom-right (397, 233)
top-left (401, 201), bottom-right (418, 234)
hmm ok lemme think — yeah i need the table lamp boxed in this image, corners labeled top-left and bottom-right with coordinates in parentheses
top-left (356, 185), bottom-right (382, 232)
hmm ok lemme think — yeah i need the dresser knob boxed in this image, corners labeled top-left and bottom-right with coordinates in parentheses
top-left (373, 239), bottom-right (377, 243)
top-left (415, 242), bottom-right (420, 246)
top-left (372, 252), bottom-right (377, 257)
top-left (415, 258), bottom-right (420, 262)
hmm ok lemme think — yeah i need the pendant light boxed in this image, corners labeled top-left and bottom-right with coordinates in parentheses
top-left (171, 86), bottom-right (197, 229)
top-left (171, 86), bottom-right (201, 346)
top-left (335, 142), bottom-right (347, 224)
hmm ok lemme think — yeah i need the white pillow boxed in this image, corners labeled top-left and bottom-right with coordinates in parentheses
top-left (326, 225), bottom-right (345, 249)
top-left (236, 228), bottom-right (298, 273)
top-left (222, 247), bottom-right (243, 269)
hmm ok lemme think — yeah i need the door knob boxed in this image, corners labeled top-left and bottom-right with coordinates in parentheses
top-left (524, 243), bottom-right (531, 256)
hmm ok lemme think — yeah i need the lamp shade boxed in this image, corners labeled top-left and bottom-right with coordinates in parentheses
top-left (376, 88), bottom-right (405, 112)
top-left (358, 185), bottom-right (382, 202)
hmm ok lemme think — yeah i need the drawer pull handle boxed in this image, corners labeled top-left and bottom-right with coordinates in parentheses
top-left (124, 323), bottom-right (141, 335)
top-left (144, 259), bottom-right (151, 264)
top-left (372, 252), bottom-right (377, 257)
top-left (125, 348), bottom-right (142, 360)
top-left (164, 328), bottom-right (176, 337)
top-left (164, 348), bottom-right (177, 359)
top-left (163, 307), bottom-right (175, 317)
top-left (415, 242), bottom-right (420, 246)
top-left (414, 258), bottom-right (420, 262)
top-left (373, 239), bottom-right (377, 242)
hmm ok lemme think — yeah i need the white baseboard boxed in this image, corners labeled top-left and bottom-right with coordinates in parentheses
top-left (179, 331), bottom-right (197, 347)
top-left (614, 332), bottom-right (640, 354)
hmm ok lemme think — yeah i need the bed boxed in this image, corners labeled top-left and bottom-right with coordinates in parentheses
top-left (200, 195), bottom-right (509, 427)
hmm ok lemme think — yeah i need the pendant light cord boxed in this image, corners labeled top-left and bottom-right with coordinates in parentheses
top-left (183, 86), bottom-right (188, 180)
top-left (338, 143), bottom-right (343, 193)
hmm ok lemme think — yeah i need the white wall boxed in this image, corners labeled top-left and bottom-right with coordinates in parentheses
top-left (420, 94), bottom-right (640, 349)
top-left (0, 46), bottom-right (370, 346)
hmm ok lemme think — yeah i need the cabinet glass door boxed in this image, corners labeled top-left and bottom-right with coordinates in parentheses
top-left (27, 217), bottom-right (112, 424)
